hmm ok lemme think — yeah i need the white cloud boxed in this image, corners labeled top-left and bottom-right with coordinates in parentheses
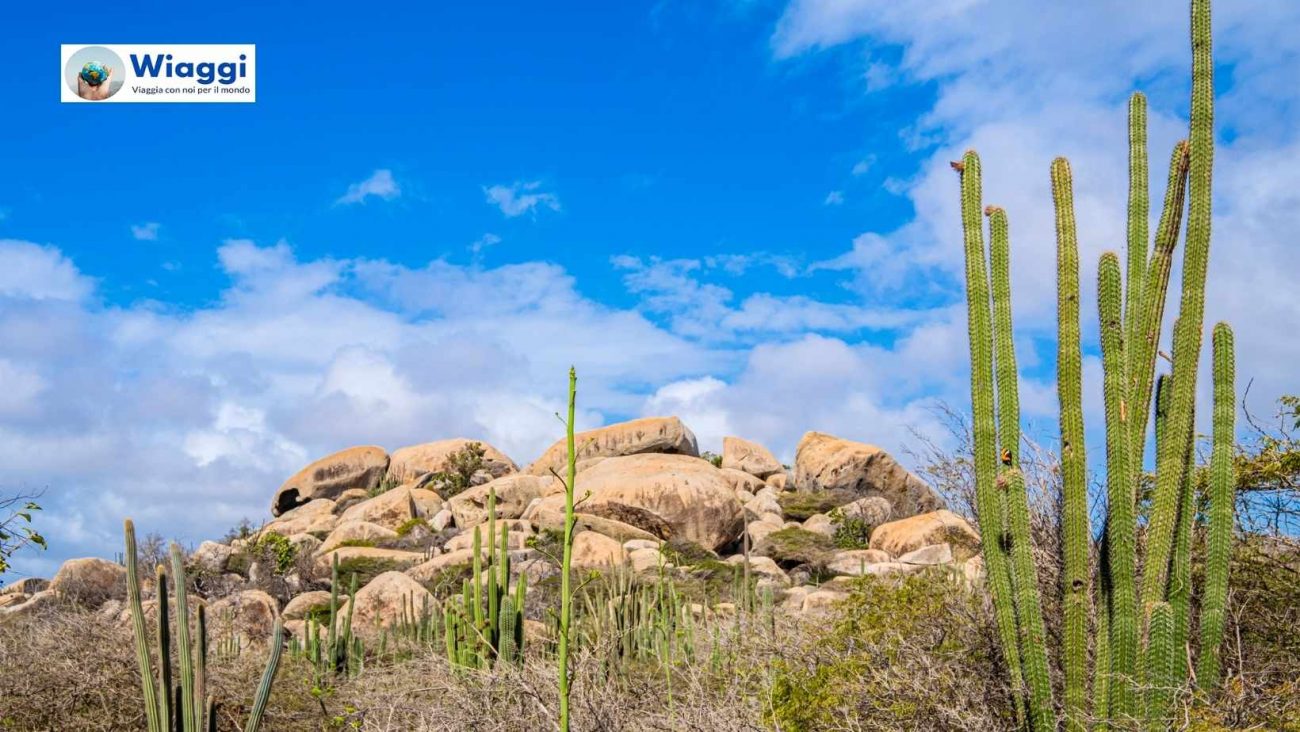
top-left (131, 222), bottom-right (161, 241)
top-left (0, 240), bottom-right (93, 301)
top-left (483, 181), bottom-right (561, 218)
top-left (470, 233), bottom-right (502, 255)
top-left (823, 190), bottom-right (844, 205)
top-left (335, 169), bottom-right (401, 205)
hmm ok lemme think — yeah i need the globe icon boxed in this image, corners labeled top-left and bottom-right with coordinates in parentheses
top-left (79, 61), bottom-right (110, 87)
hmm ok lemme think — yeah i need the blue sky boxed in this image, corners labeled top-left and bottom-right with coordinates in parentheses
top-left (2, 0), bottom-right (1298, 576)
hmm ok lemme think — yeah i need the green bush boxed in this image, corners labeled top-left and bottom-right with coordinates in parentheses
top-left (658, 538), bottom-right (718, 566)
top-left (831, 517), bottom-right (873, 549)
top-left (426, 442), bottom-right (487, 498)
top-left (753, 528), bottom-right (834, 567)
top-left (394, 518), bottom-right (430, 537)
top-left (334, 556), bottom-right (400, 588)
top-left (252, 531), bottom-right (298, 574)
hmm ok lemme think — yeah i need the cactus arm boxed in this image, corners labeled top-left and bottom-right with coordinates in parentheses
top-left (1129, 141), bottom-right (1191, 469)
top-left (1197, 323), bottom-right (1235, 686)
top-left (558, 366), bottom-right (578, 732)
top-left (1143, 602), bottom-right (1175, 731)
top-left (954, 153), bottom-right (1029, 727)
top-left (155, 564), bottom-right (173, 730)
top-left (1099, 252), bottom-right (1139, 720)
top-left (245, 619), bottom-right (284, 732)
top-left (1169, 416), bottom-right (1196, 681)
top-left (986, 203), bottom-right (1037, 729)
top-left (1141, 0), bottom-right (1215, 611)
top-left (1002, 469), bottom-right (1057, 731)
top-left (1124, 92), bottom-right (1150, 363)
top-left (124, 521), bottom-right (163, 732)
top-left (1051, 156), bottom-right (1091, 729)
top-left (195, 603), bottom-right (207, 730)
top-left (170, 545), bottom-right (196, 732)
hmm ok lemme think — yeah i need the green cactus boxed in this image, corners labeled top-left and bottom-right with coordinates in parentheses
top-left (1169, 414), bottom-right (1196, 681)
top-left (1051, 156), bottom-right (1091, 729)
top-left (1197, 323), bottom-right (1235, 685)
top-left (245, 619), bottom-right (284, 732)
top-left (1098, 252), bottom-right (1138, 720)
top-left (1141, 0), bottom-right (1215, 613)
top-left (1001, 468), bottom-right (1055, 732)
top-left (1144, 602), bottom-right (1175, 731)
top-left (1124, 92), bottom-right (1149, 368)
top-left (559, 366), bottom-right (578, 732)
top-left (123, 521), bottom-right (282, 732)
top-left (955, 152), bottom-right (1029, 728)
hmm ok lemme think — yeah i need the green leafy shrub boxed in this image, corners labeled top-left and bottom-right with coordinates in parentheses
top-left (426, 442), bottom-right (487, 498)
top-left (394, 518), bottom-right (430, 537)
top-left (253, 531), bottom-right (298, 574)
top-left (659, 538), bottom-right (718, 566)
top-left (335, 539), bottom-right (377, 549)
top-left (831, 516), bottom-right (873, 549)
top-left (334, 556), bottom-right (399, 588)
top-left (700, 451), bottom-right (723, 468)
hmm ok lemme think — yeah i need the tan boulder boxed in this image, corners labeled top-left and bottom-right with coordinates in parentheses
top-left (406, 548), bottom-right (482, 584)
top-left (387, 438), bottom-right (517, 485)
top-left (801, 589), bottom-right (848, 614)
top-left (272, 446), bottom-right (390, 516)
top-left (208, 590), bottom-right (279, 644)
top-left (344, 572), bottom-right (435, 630)
top-left (49, 557), bottom-right (126, 609)
top-left (317, 521), bottom-right (399, 555)
top-left (628, 547), bottom-right (667, 573)
top-left (339, 488), bottom-right (441, 531)
top-left (531, 454), bottom-right (742, 551)
top-left (898, 543), bottom-right (953, 566)
top-left (0, 592), bottom-right (30, 609)
top-left (720, 468), bottom-right (767, 496)
top-left (190, 541), bottom-right (234, 575)
top-left (869, 510), bottom-right (980, 560)
top-left (523, 503), bottom-right (661, 544)
top-left (570, 531), bottom-right (628, 569)
top-left (1, 577), bottom-right (48, 595)
top-left (794, 432), bottom-right (944, 519)
top-left (524, 416), bottom-right (699, 476)
top-left (1, 590), bottom-right (59, 617)
top-left (826, 549), bottom-right (893, 576)
top-left (725, 554), bottom-right (789, 583)
top-left (802, 513), bottom-right (836, 539)
top-left (722, 436), bottom-right (783, 479)
top-left (313, 546), bottom-right (426, 575)
top-left (263, 498), bottom-right (337, 537)
top-left (282, 590), bottom-right (334, 621)
top-left (746, 519), bottom-right (782, 545)
top-left (447, 474), bottom-right (558, 528)
top-left (444, 520), bottom-right (533, 552)
top-left (766, 473), bottom-right (789, 491)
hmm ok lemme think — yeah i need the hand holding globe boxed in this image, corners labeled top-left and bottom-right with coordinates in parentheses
top-left (76, 61), bottom-right (114, 100)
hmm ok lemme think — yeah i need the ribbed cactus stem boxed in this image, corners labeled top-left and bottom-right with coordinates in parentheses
top-left (558, 366), bottom-right (578, 732)
top-left (1052, 156), bottom-right (1090, 729)
top-left (1002, 469), bottom-right (1056, 731)
top-left (977, 201), bottom-right (1029, 728)
top-left (1141, 0), bottom-right (1214, 612)
top-left (1129, 141), bottom-right (1191, 464)
top-left (170, 545), bottom-right (196, 732)
top-left (124, 521), bottom-right (163, 732)
top-left (1098, 252), bottom-right (1138, 721)
top-left (1169, 418), bottom-right (1196, 681)
top-left (155, 563), bottom-right (173, 730)
top-left (1125, 92), bottom-right (1149, 363)
top-left (500, 596), bottom-right (518, 664)
top-left (195, 603), bottom-right (207, 729)
top-left (955, 153), bottom-right (1028, 727)
top-left (1197, 323), bottom-right (1235, 686)
top-left (1144, 602), bottom-right (1176, 731)
top-left (245, 619), bottom-right (284, 732)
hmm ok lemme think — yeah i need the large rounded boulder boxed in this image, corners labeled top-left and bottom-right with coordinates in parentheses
top-left (48, 557), bottom-right (126, 609)
top-left (794, 432), bottom-right (944, 519)
top-left (721, 436), bottom-right (783, 479)
top-left (271, 446), bottom-right (390, 516)
top-left (387, 438), bottom-right (517, 485)
top-left (524, 416), bottom-right (699, 477)
top-left (447, 474), bottom-right (559, 528)
top-left (531, 453), bottom-right (741, 551)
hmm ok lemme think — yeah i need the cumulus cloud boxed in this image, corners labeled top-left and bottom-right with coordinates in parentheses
top-left (130, 222), bottom-right (161, 241)
top-left (823, 190), bottom-right (844, 205)
top-left (483, 181), bottom-right (561, 218)
top-left (335, 169), bottom-right (401, 205)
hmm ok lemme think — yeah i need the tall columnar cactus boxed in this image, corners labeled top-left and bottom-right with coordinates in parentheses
top-left (123, 521), bottom-right (284, 732)
top-left (1197, 323), bottom-right (1235, 684)
top-left (958, 0), bottom-right (1236, 726)
top-left (1051, 156), bottom-right (1091, 729)
top-left (558, 366), bottom-right (578, 732)
top-left (955, 152), bottom-right (1029, 727)
top-left (1098, 252), bottom-right (1138, 720)
top-left (1141, 0), bottom-right (1215, 612)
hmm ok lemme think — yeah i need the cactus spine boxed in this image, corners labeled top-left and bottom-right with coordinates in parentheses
top-left (1051, 156), bottom-right (1091, 729)
top-left (956, 152), bottom-right (1030, 727)
top-left (1099, 252), bottom-right (1138, 720)
top-left (1124, 92), bottom-right (1149, 370)
top-left (1144, 602), bottom-right (1176, 730)
top-left (1197, 323), bottom-right (1235, 684)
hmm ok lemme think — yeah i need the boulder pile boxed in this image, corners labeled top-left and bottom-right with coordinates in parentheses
top-left (1, 417), bottom-right (983, 629)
